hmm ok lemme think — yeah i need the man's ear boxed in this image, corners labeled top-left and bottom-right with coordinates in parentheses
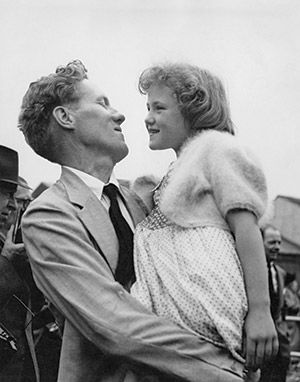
top-left (52, 106), bottom-right (75, 129)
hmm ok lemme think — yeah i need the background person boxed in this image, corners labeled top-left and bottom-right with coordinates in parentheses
top-left (0, 190), bottom-right (17, 247)
top-left (0, 145), bottom-right (40, 382)
top-left (12, 176), bottom-right (61, 382)
top-left (284, 273), bottom-right (300, 316)
top-left (260, 224), bottom-right (291, 382)
top-left (131, 63), bottom-right (278, 381)
top-left (11, 176), bottom-right (32, 244)
top-left (284, 273), bottom-right (300, 360)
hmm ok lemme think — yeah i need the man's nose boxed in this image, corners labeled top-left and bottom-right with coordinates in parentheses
top-left (112, 109), bottom-right (125, 124)
top-left (275, 242), bottom-right (280, 250)
top-left (8, 194), bottom-right (17, 212)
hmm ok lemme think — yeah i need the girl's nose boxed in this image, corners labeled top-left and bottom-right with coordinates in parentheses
top-left (145, 112), bottom-right (155, 126)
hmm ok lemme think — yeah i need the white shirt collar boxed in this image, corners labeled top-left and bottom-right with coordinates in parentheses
top-left (63, 166), bottom-right (120, 199)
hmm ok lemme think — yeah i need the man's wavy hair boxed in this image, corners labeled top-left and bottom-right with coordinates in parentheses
top-left (18, 60), bottom-right (88, 162)
top-left (138, 63), bottom-right (234, 135)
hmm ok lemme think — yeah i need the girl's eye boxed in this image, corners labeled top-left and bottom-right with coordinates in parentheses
top-left (146, 104), bottom-right (165, 112)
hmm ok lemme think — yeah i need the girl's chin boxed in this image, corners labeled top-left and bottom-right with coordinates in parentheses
top-left (149, 138), bottom-right (164, 151)
top-left (149, 143), bottom-right (162, 150)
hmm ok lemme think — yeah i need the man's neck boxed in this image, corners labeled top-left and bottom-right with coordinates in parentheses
top-left (61, 157), bottom-right (115, 184)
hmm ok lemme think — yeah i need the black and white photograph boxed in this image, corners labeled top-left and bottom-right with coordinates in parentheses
top-left (0, 1), bottom-right (299, 381)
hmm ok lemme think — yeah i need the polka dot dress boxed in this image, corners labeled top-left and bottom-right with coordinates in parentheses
top-left (131, 172), bottom-right (248, 363)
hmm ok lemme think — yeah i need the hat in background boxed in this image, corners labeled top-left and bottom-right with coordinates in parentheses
top-left (0, 145), bottom-right (29, 189)
top-left (17, 176), bottom-right (32, 191)
top-left (15, 176), bottom-right (32, 201)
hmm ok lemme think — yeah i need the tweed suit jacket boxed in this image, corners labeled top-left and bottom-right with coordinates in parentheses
top-left (21, 167), bottom-right (242, 382)
top-left (272, 263), bottom-right (290, 360)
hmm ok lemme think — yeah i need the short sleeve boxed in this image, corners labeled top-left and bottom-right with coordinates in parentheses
top-left (205, 134), bottom-right (268, 219)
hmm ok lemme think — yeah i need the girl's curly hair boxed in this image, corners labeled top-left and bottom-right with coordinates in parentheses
top-left (18, 59), bottom-right (88, 161)
top-left (138, 63), bottom-right (234, 135)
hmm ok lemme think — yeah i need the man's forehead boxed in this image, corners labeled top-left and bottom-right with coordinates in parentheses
top-left (77, 79), bottom-right (107, 100)
top-left (265, 228), bottom-right (281, 240)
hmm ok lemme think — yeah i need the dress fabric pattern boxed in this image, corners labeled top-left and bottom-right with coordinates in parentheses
top-left (131, 172), bottom-right (248, 363)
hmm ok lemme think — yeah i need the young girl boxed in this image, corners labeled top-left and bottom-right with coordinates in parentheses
top-left (131, 63), bottom-right (278, 381)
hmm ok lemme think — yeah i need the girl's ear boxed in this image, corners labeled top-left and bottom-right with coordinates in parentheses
top-left (52, 106), bottom-right (75, 130)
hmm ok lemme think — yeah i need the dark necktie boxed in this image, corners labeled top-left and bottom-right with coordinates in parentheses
top-left (103, 184), bottom-right (134, 287)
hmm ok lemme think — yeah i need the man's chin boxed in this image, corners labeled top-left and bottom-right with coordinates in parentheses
top-left (115, 145), bottom-right (129, 163)
top-left (0, 218), bottom-right (6, 227)
top-left (270, 253), bottom-right (279, 261)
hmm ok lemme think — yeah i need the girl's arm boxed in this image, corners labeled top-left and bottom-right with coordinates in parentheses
top-left (227, 209), bottom-right (279, 370)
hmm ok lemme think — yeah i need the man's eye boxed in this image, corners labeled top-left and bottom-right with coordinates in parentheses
top-left (98, 100), bottom-right (107, 108)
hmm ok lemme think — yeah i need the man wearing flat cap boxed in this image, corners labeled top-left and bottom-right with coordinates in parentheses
top-left (0, 145), bottom-right (40, 382)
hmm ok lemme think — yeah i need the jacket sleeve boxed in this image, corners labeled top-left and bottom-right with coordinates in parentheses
top-left (21, 196), bottom-right (237, 381)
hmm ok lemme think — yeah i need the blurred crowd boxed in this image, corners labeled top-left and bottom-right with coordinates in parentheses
top-left (0, 146), bottom-right (61, 382)
top-left (284, 275), bottom-right (300, 318)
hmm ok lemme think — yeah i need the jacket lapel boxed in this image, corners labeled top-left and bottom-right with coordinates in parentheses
top-left (78, 199), bottom-right (119, 273)
top-left (276, 265), bottom-right (285, 313)
top-left (60, 168), bottom-right (119, 273)
top-left (59, 168), bottom-right (147, 274)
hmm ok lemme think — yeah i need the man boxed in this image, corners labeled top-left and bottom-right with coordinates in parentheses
top-left (0, 186), bottom-right (17, 245)
top-left (260, 225), bottom-right (290, 382)
top-left (0, 146), bottom-right (40, 381)
top-left (18, 60), bottom-right (243, 382)
top-left (12, 176), bottom-right (61, 382)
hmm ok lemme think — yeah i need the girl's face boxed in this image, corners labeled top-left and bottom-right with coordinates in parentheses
top-left (145, 84), bottom-right (191, 155)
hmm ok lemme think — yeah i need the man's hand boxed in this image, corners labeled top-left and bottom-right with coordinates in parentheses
top-left (243, 306), bottom-right (279, 370)
top-left (1, 225), bottom-right (26, 261)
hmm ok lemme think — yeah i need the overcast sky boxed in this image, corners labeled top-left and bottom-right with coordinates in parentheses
top-left (0, 0), bottom-right (299, 200)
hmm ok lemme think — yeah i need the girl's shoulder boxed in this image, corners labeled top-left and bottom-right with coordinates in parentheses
top-left (181, 130), bottom-right (237, 154)
top-left (178, 130), bottom-right (244, 169)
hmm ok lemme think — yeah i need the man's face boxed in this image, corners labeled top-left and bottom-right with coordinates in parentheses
top-left (70, 79), bottom-right (129, 164)
top-left (263, 227), bottom-right (282, 261)
top-left (0, 185), bottom-right (17, 231)
top-left (15, 185), bottom-right (31, 210)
